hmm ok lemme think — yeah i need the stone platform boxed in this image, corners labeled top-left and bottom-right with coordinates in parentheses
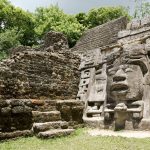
top-left (88, 129), bottom-right (150, 138)
top-left (84, 117), bottom-right (150, 131)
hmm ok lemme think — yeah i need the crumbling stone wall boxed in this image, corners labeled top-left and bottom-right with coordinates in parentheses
top-left (0, 32), bottom-right (80, 100)
top-left (43, 31), bottom-right (69, 51)
top-left (0, 31), bottom-right (83, 134)
top-left (0, 99), bottom-right (33, 132)
top-left (56, 100), bottom-right (84, 127)
top-left (71, 17), bottom-right (127, 53)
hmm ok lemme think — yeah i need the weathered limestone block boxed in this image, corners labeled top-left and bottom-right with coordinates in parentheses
top-left (12, 105), bottom-right (32, 114)
top-left (141, 16), bottom-right (150, 27)
top-left (32, 111), bottom-right (61, 123)
top-left (32, 121), bottom-right (68, 133)
top-left (31, 100), bottom-right (57, 112)
top-left (0, 99), bottom-right (33, 132)
top-left (56, 100), bottom-right (84, 125)
top-left (44, 31), bottom-right (69, 52)
top-left (118, 30), bottom-right (131, 38)
top-left (131, 19), bottom-right (141, 29)
top-left (37, 129), bottom-right (74, 139)
top-left (31, 99), bottom-right (45, 106)
top-left (0, 130), bottom-right (33, 140)
top-left (0, 100), bottom-right (8, 107)
top-left (1, 107), bottom-right (11, 116)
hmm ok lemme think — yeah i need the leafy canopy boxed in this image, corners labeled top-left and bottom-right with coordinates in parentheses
top-left (34, 5), bottom-right (85, 47)
top-left (0, 0), bottom-right (131, 52)
top-left (76, 6), bottom-right (130, 28)
top-left (0, 0), bottom-right (36, 46)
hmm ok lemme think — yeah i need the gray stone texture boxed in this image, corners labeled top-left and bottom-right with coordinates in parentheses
top-left (32, 111), bottom-right (61, 123)
top-left (37, 129), bottom-right (74, 139)
top-left (77, 16), bottom-right (150, 131)
top-left (32, 121), bottom-right (69, 133)
top-left (56, 100), bottom-right (84, 126)
top-left (0, 130), bottom-right (33, 140)
top-left (44, 31), bottom-right (69, 52)
top-left (0, 99), bottom-right (33, 132)
top-left (71, 17), bottom-right (127, 53)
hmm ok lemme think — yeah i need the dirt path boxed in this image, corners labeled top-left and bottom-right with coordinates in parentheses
top-left (88, 129), bottom-right (150, 138)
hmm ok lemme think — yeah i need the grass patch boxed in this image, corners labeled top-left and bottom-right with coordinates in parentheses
top-left (1, 128), bottom-right (150, 150)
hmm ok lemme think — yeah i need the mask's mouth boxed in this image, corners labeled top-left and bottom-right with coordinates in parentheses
top-left (111, 83), bottom-right (128, 92)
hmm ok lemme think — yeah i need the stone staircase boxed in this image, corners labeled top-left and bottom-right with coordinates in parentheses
top-left (32, 111), bottom-right (61, 122)
top-left (32, 109), bottom-right (75, 139)
top-left (37, 129), bottom-right (74, 139)
top-left (0, 99), bottom-right (84, 140)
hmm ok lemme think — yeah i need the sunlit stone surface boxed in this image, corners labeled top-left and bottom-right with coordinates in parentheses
top-left (77, 16), bottom-right (150, 130)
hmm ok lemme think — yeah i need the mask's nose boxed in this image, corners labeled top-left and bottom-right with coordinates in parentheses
top-left (113, 69), bottom-right (126, 82)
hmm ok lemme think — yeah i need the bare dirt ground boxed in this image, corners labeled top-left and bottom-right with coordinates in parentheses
top-left (87, 129), bottom-right (150, 138)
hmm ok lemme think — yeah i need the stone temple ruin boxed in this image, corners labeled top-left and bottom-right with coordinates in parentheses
top-left (0, 31), bottom-right (84, 140)
top-left (74, 16), bottom-right (150, 131)
top-left (1, 16), bottom-right (150, 140)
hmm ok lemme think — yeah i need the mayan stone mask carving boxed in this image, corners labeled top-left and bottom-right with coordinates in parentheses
top-left (77, 16), bottom-right (150, 130)
top-left (78, 41), bottom-right (150, 130)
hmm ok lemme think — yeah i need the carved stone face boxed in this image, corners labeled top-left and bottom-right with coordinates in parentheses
top-left (107, 64), bottom-right (144, 102)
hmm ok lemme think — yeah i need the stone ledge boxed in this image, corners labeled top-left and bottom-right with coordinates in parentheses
top-left (37, 129), bottom-right (74, 139)
top-left (0, 130), bottom-right (33, 140)
top-left (56, 100), bottom-right (84, 106)
top-left (32, 111), bottom-right (61, 123)
top-left (32, 121), bottom-right (68, 133)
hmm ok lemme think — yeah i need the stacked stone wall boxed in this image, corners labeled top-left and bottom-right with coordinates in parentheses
top-left (118, 16), bottom-right (150, 44)
top-left (0, 32), bottom-right (80, 100)
top-left (71, 17), bottom-right (127, 53)
top-left (0, 99), bottom-right (32, 132)
top-left (0, 99), bottom-right (84, 132)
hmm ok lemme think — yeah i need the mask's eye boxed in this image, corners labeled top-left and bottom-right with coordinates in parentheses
top-left (108, 69), bottom-right (116, 75)
top-left (125, 68), bottom-right (133, 73)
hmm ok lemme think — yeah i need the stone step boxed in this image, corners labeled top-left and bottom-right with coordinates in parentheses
top-left (32, 111), bottom-right (61, 123)
top-left (0, 130), bottom-right (33, 140)
top-left (37, 129), bottom-right (75, 139)
top-left (31, 100), bottom-right (57, 111)
top-left (32, 121), bottom-right (69, 133)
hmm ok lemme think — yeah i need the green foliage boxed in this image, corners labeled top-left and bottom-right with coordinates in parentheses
top-left (0, 1), bottom-right (131, 49)
top-left (76, 6), bottom-right (130, 28)
top-left (34, 5), bottom-right (85, 47)
top-left (75, 12), bottom-right (89, 27)
top-left (0, 28), bottom-right (21, 53)
top-left (0, 0), bottom-right (36, 46)
top-left (0, 51), bottom-right (7, 60)
top-left (34, 5), bottom-right (130, 47)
